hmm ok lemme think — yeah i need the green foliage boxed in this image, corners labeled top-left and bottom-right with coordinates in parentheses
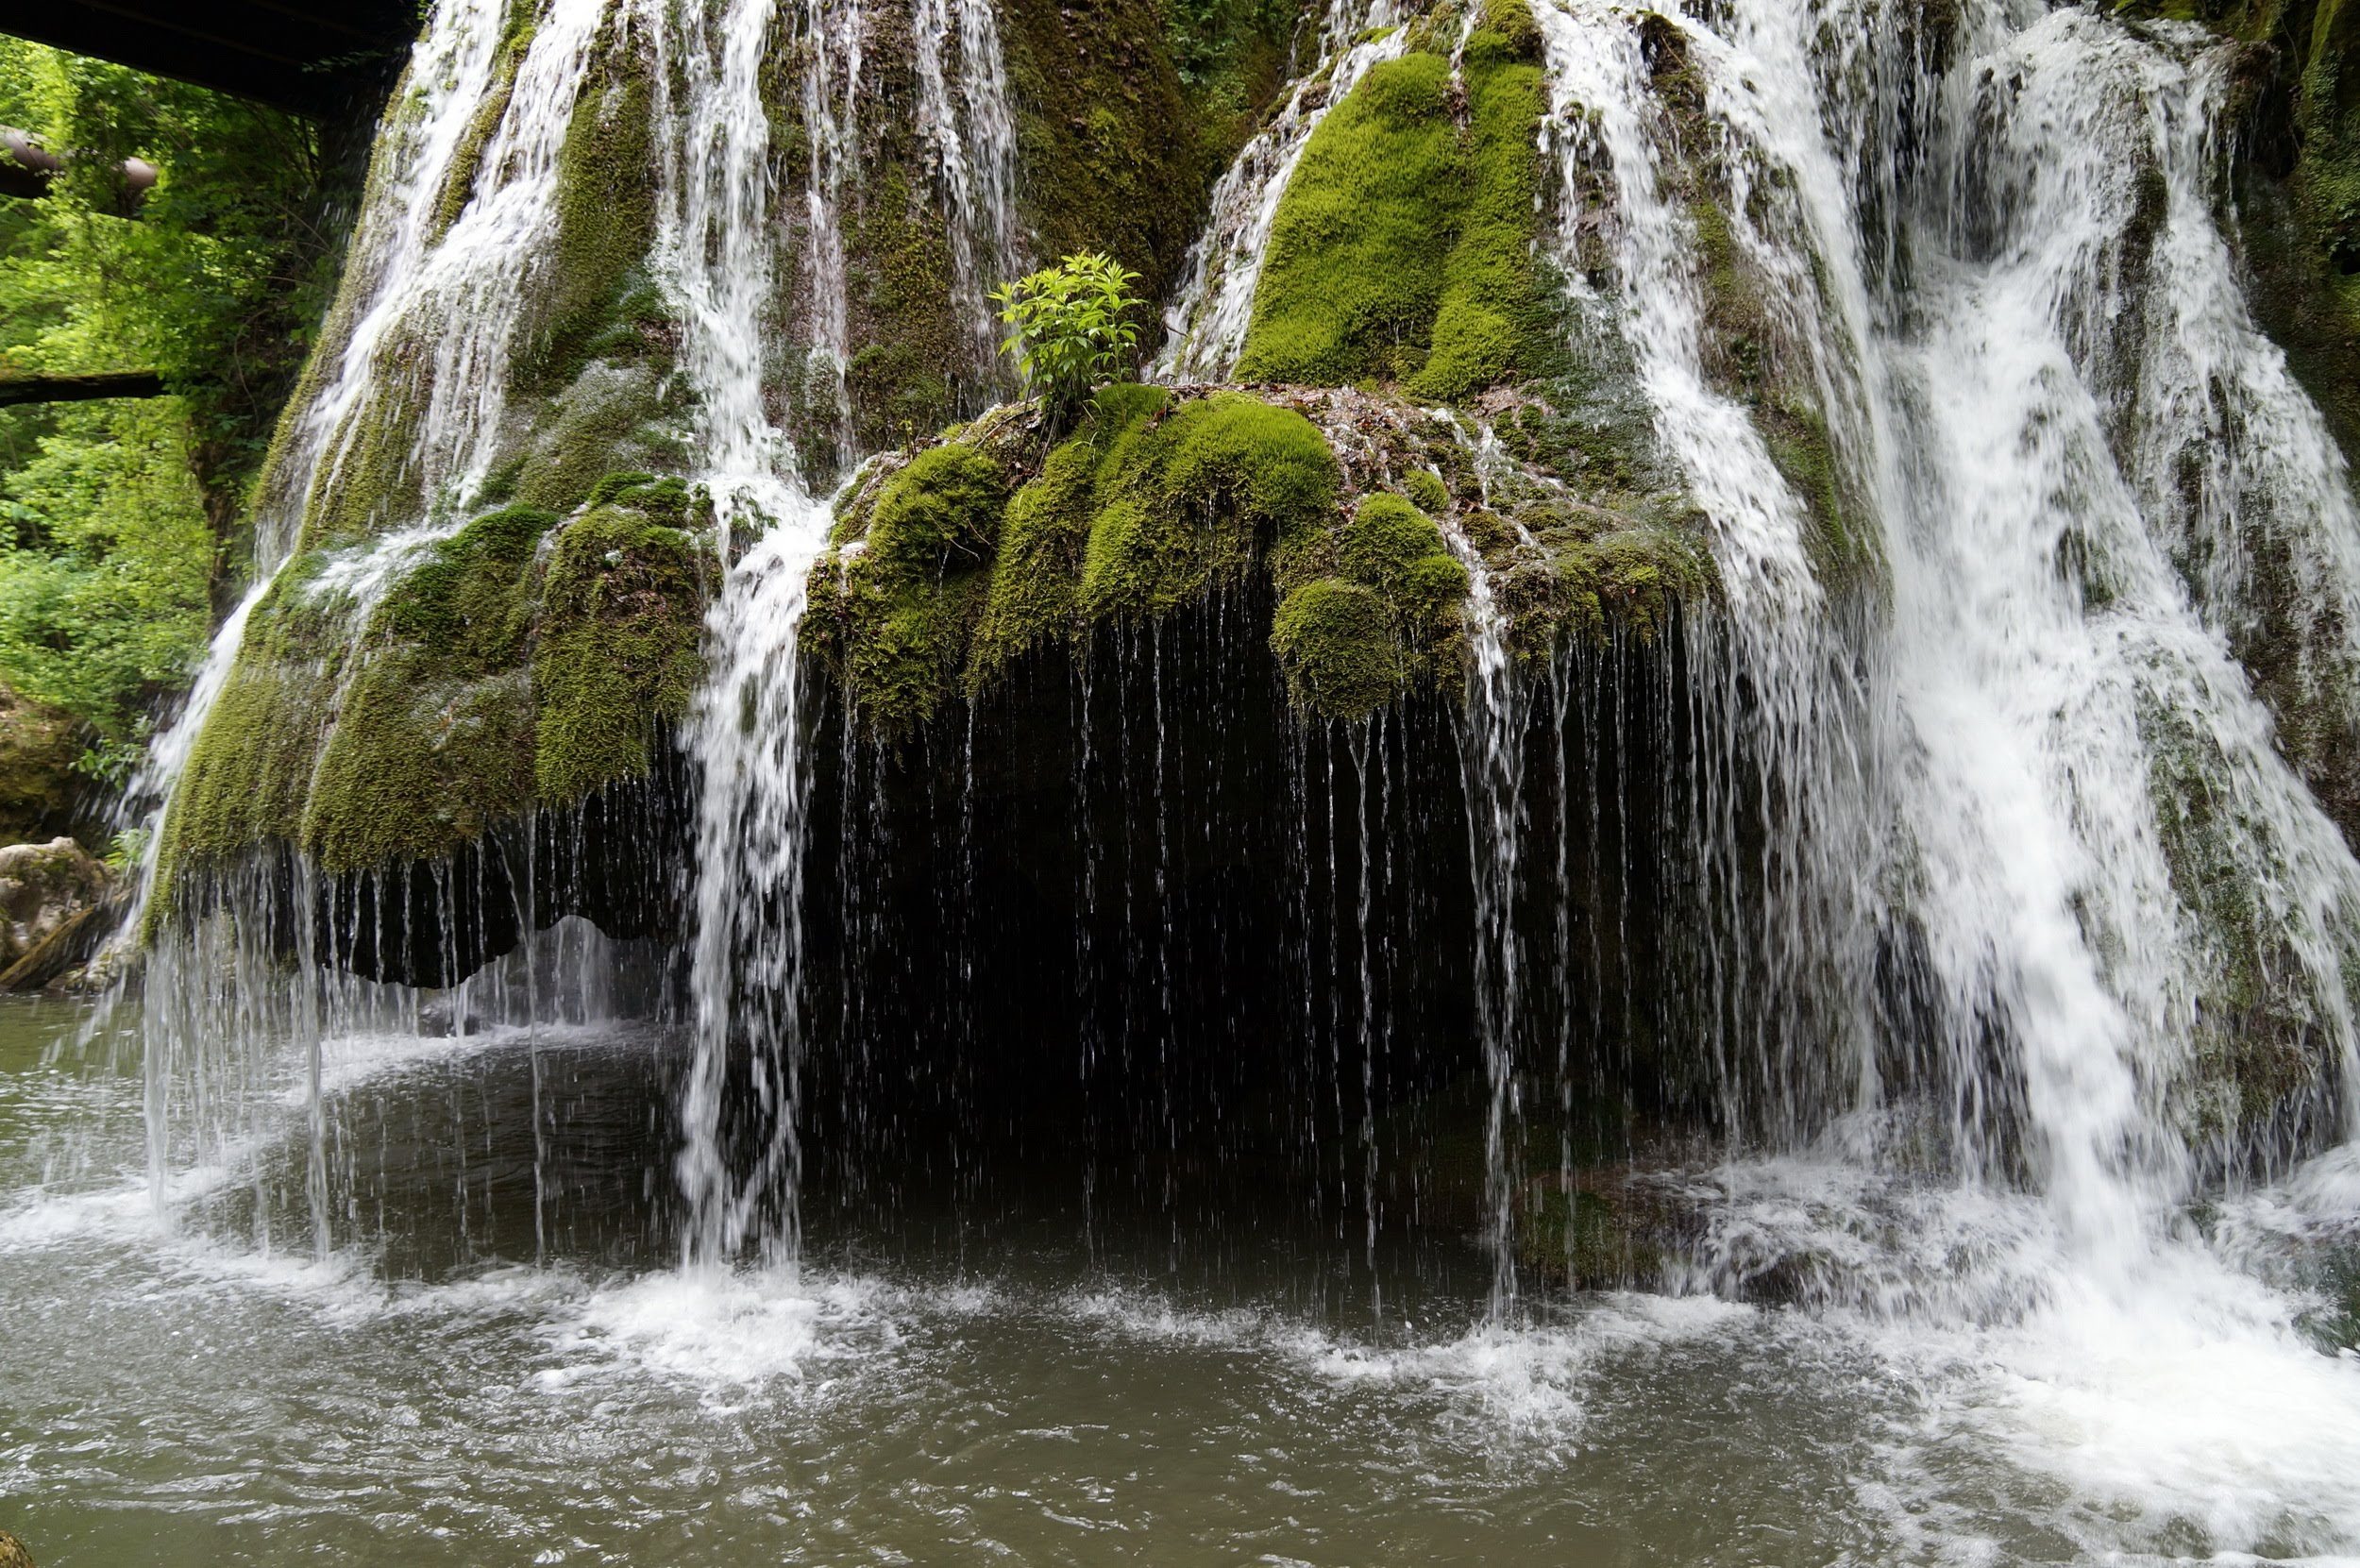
top-left (1236, 42), bottom-right (1548, 400)
top-left (0, 36), bottom-right (341, 506)
top-left (101, 826), bottom-right (148, 878)
top-left (0, 402), bottom-right (215, 737)
top-left (0, 37), bottom-right (339, 739)
top-left (991, 253), bottom-right (1147, 427)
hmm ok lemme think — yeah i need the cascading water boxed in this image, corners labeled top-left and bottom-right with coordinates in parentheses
top-left (643, 0), bottom-right (844, 1271)
top-left (913, 0), bottom-right (1024, 363)
top-left (128, 0), bottom-right (621, 1248)
top-left (1512, 0), bottom-right (2360, 1543)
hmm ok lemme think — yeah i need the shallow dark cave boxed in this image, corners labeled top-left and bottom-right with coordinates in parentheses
top-left (687, 591), bottom-right (1733, 1263)
top-left (234, 594), bottom-right (1761, 1287)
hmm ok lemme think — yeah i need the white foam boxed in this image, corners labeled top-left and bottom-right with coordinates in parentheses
top-left (532, 1266), bottom-right (902, 1407)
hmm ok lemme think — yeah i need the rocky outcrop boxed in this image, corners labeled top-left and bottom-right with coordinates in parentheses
top-left (807, 383), bottom-right (1711, 733)
top-left (0, 685), bottom-right (85, 846)
top-left (0, 835), bottom-right (112, 991)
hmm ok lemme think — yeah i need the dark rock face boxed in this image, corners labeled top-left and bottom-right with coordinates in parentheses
top-left (788, 593), bottom-right (1715, 1206)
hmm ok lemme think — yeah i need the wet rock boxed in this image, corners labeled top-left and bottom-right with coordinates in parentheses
top-left (0, 1527), bottom-right (33, 1567)
top-left (0, 836), bottom-right (108, 987)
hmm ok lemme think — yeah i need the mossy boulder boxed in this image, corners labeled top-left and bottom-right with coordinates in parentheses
top-left (156, 479), bottom-right (712, 907)
top-left (1235, 26), bottom-right (1550, 401)
top-left (1272, 494), bottom-right (1469, 719)
top-left (809, 382), bottom-right (1716, 733)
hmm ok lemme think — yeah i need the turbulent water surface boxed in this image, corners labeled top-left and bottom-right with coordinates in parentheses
top-left (7, 998), bottom-right (2360, 1564)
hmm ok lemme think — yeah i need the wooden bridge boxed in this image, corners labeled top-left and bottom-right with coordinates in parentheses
top-left (8, 0), bottom-right (421, 117)
top-left (2, 3), bottom-right (420, 406)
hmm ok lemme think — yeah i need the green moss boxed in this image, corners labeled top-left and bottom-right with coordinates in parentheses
top-left (1405, 49), bottom-right (1546, 401)
top-left (159, 548), bottom-right (357, 886)
top-left (843, 160), bottom-right (967, 453)
top-left (969, 435), bottom-right (1101, 683)
top-left (815, 389), bottom-right (1357, 728)
top-left (867, 444), bottom-right (1010, 572)
top-left (298, 378), bottom-right (430, 549)
top-left (1559, 526), bottom-right (1713, 643)
top-left (1338, 492), bottom-right (1449, 591)
top-left (1236, 55), bottom-right (1462, 386)
top-left (515, 30), bottom-right (661, 396)
top-left (1237, 45), bottom-right (1549, 400)
top-left (808, 441), bottom-right (1012, 732)
top-left (1475, 0), bottom-right (1542, 59)
top-left (156, 484), bottom-right (712, 892)
top-left (300, 507), bottom-right (559, 869)
top-left (1401, 468), bottom-right (1451, 514)
top-left (1080, 390), bottom-right (1340, 615)
top-left (1272, 578), bottom-right (1400, 720)
top-left (429, 8), bottom-right (536, 241)
top-left (532, 504), bottom-right (710, 801)
top-left (1000, 0), bottom-right (1238, 312)
top-left (509, 365), bottom-right (686, 514)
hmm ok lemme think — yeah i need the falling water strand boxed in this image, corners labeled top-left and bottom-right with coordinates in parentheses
top-left (1447, 527), bottom-right (1528, 1322)
top-left (912, 0), bottom-right (1022, 371)
top-left (648, 0), bottom-right (843, 1272)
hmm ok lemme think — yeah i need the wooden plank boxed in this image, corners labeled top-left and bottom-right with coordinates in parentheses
top-left (0, 372), bottom-right (169, 407)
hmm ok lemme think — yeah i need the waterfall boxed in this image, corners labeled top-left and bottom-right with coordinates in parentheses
top-left (126, 0), bottom-right (616, 1239)
top-left (1526, 0), bottom-right (2360, 1319)
top-left (646, 0), bottom-right (837, 1270)
top-left (1451, 531), bottom-right (1530, 1318)
top-left (914, 0), bottom-right (1024, 366)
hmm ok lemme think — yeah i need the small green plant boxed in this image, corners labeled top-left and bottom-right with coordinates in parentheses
top-left (73, 719), bottom-right (153, 788)
top-left (990, 253), bottom-right (1146, 429)
top-left (103, 826), bottom-right (150, 877)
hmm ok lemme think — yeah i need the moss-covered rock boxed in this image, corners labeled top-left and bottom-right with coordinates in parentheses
top-left (810, 382), bottom-right (1715, 732)
top-left (156, 479), bottom-right (713, 902)
top-left (1234, 25), bottom-right (1550, 401)
top-left (1271, 578), bottom-right (1400, 718)
top-left (514, 14), bottom-right (664, 396)
top-left (811, 387), bottom-right (1366, 729)
top-left (533, 499), bottom-right (711, 802)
